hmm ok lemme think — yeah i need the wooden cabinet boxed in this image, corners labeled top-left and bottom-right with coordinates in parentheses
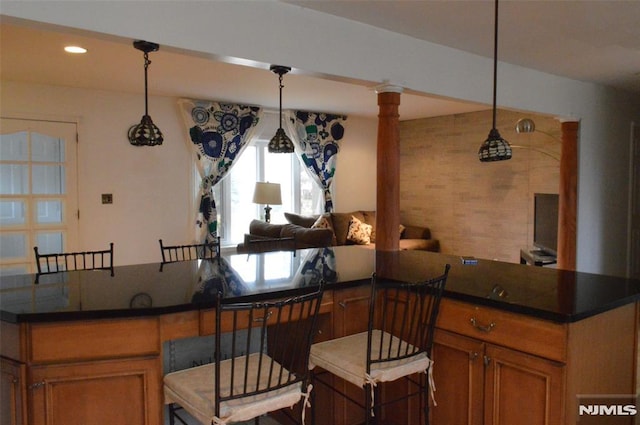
top-left (484, 343), bottom-right (563, 425)
top-left (431, 329), bottom-right (484, 425)
top-left (28, 357), bottom-right (161, 425)
top-left (432, 329), bottom-right (563, 425)
top-left (1, 318), bottom-right (162, 425)
top-left (1, 357), bottom-right (26, 425)
top-left (432, 299), bottom-right (637, 425)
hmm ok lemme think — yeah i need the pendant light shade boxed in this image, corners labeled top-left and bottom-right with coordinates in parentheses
top-left (128, 40), bottom-right (163, 146)
top-left (478, 0), bottom-right (511, 162)
top-left (268, 65), bottom-right (294, 153)
top-left (515, 118), bottom-right (536, 134)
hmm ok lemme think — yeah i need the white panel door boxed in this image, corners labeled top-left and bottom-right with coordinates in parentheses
top-left (0, 118), bottom-right (78, 275)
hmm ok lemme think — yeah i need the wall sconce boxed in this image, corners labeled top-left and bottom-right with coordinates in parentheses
top-left (128, 40), bottom-right (163, 146)
top-left (268, 65), bottom-right (294, 153)
top-left (253, 182), bottom-right (282, 223)
top-left (478, 0), bottom-right (512, 162)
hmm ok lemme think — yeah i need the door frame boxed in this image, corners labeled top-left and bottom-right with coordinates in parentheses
top-left (628, 121), bottom-right (640, 279)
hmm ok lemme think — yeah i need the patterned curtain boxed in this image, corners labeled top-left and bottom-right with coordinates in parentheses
top-left (285, 111), bottom-right (347, 212)
top-left (179, 99), bottom-right (263, 243)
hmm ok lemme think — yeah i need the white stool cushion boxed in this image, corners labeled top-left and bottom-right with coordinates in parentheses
top-left (309, 330), bottom-right (432, 388)
top-left (164, 353), bottom-right (303, 424)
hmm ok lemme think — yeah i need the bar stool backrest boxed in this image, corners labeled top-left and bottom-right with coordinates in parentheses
top-left (367, 264), bottom-right (450, 373)
top-left (34, 243), bottom-right (114, 276)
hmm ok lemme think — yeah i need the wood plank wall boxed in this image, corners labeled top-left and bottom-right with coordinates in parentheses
top-left (399, 109), bottom-right (561, 263)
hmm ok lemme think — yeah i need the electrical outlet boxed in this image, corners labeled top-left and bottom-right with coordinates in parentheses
top-left (101, 194), bottom-right (113, 204)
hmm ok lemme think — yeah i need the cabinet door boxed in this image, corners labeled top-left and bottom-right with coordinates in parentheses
top-left (484, 344), bottom-right (564, 425)
top-left (431, 329), bottom-right (485, 425)
top-left (1, 358), bottom-right (26, 425)
top-left (28, 357), bottom-right (161, 425)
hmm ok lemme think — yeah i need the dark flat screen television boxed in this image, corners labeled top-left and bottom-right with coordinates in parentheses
top-left (533, 193), bottom-right (559, 256)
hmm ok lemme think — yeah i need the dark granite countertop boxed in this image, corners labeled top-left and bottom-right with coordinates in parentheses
top-left (1, 246), bottom-right (639, 324)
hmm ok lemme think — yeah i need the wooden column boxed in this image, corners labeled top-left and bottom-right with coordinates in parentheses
top-left (375, 85), bottom-right (402, 253)
top-left (557, 120), bottom-right (579, 270)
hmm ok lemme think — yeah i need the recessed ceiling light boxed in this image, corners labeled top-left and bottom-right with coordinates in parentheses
top-left (64, 46), bottom-right (87, 54)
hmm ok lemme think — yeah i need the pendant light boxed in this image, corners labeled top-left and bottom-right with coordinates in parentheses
top-left (478, 0), bottom-right (512, 162)
top-left (128, 40), bottom-right (164, 146)
top-left (268, 65), bottom-right (295, 153)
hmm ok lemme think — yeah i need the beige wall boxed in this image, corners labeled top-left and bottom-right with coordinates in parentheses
top-left (400, 109), bottom-right (561, 263)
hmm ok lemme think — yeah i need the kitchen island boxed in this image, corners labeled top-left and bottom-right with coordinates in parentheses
top-left (1, 247), bottom-right (639, 425)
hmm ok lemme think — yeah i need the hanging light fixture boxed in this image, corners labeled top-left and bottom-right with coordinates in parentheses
top-left (128, 40), bottom-right (164, 146)
top-left (478, 0), bottom-right (512, 162)
top-left (268, 65), bottom-right (294, 153)
top-left (515, 118), bottom-right (536, 134)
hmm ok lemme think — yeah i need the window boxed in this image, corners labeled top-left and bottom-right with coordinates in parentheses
top-left (212, 139), bottom-right (323, 246)
top-left (0, 118), bottom-right (78, 275)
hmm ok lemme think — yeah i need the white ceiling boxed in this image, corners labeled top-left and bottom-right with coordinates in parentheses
top-left (1, 0), bottom-right (639, 120)
top-left (288, 0), bottom-right (640, 95)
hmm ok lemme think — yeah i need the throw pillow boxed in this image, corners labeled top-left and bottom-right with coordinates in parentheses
top-left (311, 214), bottom-right (333, 230)
top-left (347, 215), bottom-right (372, 245)
top-left (312, 214), bottom-right (337, 245)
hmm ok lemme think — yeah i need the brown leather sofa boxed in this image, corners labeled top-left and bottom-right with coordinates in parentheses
top-left (236, 211), bottom-right (439, 253)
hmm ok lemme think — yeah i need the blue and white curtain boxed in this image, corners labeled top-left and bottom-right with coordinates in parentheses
top-left (179, 99), bottom-right (263, 243)
top-left (285, 111), bottom-right (347, 212)
top-left (293, 248), bottom-right (338, 287)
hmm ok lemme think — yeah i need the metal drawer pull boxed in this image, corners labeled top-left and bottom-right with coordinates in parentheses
top-left (28, 381), bottom-right (45, 390)
top-left (470, 317), bottom-right (496, 333)
top-left (254, 311), bottom-right (273, 322)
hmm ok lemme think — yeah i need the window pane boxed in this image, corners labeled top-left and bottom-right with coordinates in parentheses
top-left (0, 200), bottom-right (26, 226)
top-left (300, 169), bottom-right (321, 215)
top-left (36, 232), bottom-right (64, 254)
top-left (230, 254), bottom-right (257, 283)
top-left (0, 233), bottom-right (27, 259)
top-left (0, 164), bottom-right (29, 195)
top-left (0, 131), bottom-right (28, 160)
top-left (32, 165), bottom-right (65, 195)
top-left (36, 200), bottom-right (63, 224)
top-left (264, 152), bottom-right (293, 223)
top-left (31, 133), bottom-right (65, 162)
top-left (228, 146), bottom-right (257, 244)
top-left (263, 251), bottom-right (292, 280)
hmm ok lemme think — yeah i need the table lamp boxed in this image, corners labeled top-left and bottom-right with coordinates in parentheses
top-left (252, 182), bottom-right (282, 223)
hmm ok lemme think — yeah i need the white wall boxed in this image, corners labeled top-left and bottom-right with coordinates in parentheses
top-left (332, 116), bottom-right (377, 212)
top-left (2, 1), bottom-right (640, 275)
top-left (1, 81), bottom-right (377, 265)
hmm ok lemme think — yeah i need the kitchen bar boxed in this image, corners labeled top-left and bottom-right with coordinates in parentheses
top-left (1, 247), bottom-right (639, 424)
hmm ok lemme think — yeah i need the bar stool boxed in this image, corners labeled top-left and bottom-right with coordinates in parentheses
top-left (308, 265), bottom-right (450, 425)
top-left (164, 281), bottom-right (326, 425)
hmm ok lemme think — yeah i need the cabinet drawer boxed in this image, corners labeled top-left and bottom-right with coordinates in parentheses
top-left (437, 299), bottom-right (567, 362)
top-left (28, 318), bottom-right (160, 363)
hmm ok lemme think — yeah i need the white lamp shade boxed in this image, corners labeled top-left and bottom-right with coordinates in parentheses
top-left (252, 182), bottom-right (282, 205)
